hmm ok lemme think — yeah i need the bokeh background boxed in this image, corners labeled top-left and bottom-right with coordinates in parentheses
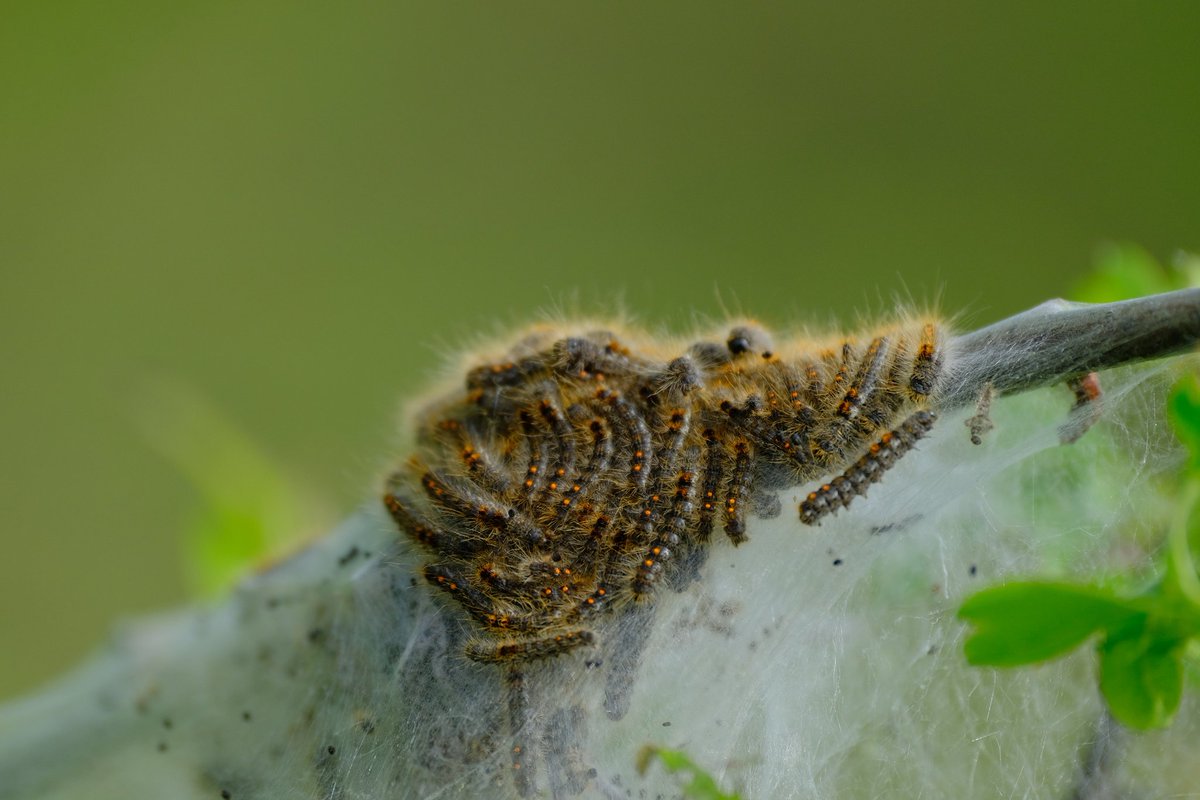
top-left (2, 2), bottom-right (1199, 701)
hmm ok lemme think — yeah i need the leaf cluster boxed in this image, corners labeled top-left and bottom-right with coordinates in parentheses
top-left (636, 745), bottom-right (742, 800)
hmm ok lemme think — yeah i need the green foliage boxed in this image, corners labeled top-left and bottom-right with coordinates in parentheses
top-left (959, 373), bottom-right (1200, 729)
top-left (1169, 374), bottom-right (1200, 471)
top-left (138, 381), bottom-right (330, 597)
top-left (1073, 242), bottom-right (1200, 303)
top-left (636, 746), bottom-right (741, 800)
top-left (959, 583), bottom-right (1142, 667)
top-left (1097, 616), bottom-right (1187, 730)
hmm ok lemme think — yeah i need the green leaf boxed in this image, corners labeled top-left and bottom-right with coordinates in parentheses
top-left (1072, 242), bottom-right (1175, 303)
top-left (1176, 252), bottom-right (1200, 289)
top-left (137, 379), bottom-right (331, 597)
top-left (1168, 375), bottom-right (1200, 471)
top-left (1099, 623), bottom-right (1186, 729)
top-left (959, 582), bottom-right (1142, 666)
top-left (636, 746), bottom-right (741, 800)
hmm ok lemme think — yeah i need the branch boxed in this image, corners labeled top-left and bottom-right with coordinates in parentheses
top-left (3, 290), bottom-right (1199, 800)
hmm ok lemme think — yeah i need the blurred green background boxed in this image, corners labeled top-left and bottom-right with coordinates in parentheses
top-left (2, 2), bottom-right (1198, 701)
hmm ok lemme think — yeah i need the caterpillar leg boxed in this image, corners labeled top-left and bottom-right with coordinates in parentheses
top-left (799, 410), bottom-right (938, 525)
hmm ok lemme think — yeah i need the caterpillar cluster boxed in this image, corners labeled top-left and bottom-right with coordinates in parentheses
top-left (382, 318), bottom-right (945, 667)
